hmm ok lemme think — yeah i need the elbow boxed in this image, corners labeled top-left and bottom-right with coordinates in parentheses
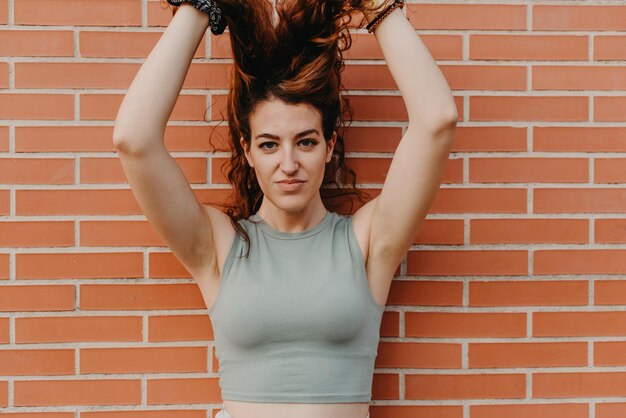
top-left (415, 109), bottom-right (458, 144)
top-left (431, 106), bottom-right (458, 143)
top-left (111, 125), bottom-right (161, 156)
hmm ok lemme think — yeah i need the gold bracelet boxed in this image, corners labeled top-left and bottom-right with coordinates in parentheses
top-left (366, 0), bottom-right (405, 33)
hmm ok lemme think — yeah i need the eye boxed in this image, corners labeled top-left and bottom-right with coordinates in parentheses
top-left (300, 139), bottom-right (317, 147)
top-left (259, 142), bottom-right (277, 150)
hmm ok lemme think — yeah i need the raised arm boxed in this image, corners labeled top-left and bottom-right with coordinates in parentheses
top-left (112, 4), bottom-right (222, 280)
top-left (362, 1), bottom-right (458, 270)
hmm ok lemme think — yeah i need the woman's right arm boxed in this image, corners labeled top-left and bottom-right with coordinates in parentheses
top-left (112, 3), bottom-right (220, 281)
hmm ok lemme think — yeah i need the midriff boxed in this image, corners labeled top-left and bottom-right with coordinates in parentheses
top-left (223, 400), bottom-right (370, 418)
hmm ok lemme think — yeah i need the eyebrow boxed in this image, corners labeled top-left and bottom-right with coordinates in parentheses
top-left (254, 129), bottom-right (320, 141)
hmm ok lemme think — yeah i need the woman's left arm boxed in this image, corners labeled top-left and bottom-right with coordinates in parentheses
top-left (364, 2), bottom-right (458, 266)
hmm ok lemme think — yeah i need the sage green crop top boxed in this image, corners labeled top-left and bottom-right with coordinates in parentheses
top-left (208, 210), bottom-right (385, 403)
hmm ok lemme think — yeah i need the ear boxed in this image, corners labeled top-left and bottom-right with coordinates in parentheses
top-left (240, 136), bottom-right (254, 168)
top-left (325, 131), bottom-right (337, 163)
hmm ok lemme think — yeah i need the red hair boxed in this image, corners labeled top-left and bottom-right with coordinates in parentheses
top-left (166, 0), bottom-right (387, 255)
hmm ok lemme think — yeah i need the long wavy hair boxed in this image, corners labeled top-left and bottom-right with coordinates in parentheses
top-left (168, 0), bottom-right (387, 256)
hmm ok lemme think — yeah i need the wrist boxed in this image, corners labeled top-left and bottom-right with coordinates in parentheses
top-left (365, 0), bottom-right (405, 33)
top-left (362, 0), bottom-right (393, 23)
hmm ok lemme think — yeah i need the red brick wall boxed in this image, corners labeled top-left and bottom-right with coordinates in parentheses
top-left (2, 1), bottom-right (625, 417)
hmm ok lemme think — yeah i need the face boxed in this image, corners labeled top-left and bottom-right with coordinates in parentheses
top-left (240, 97), bottom-right (337, 213)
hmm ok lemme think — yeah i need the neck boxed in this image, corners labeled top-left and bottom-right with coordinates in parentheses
top-left (256, 198), bottom-right (328, 233)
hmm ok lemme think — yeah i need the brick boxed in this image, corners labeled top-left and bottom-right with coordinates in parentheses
top-left (471, 96), bottom-right (588, 122)
top-left (369, 405), bottom-right (462, 418)
top-left (534, 5), bottom-right (626, 31)
top-left (471, 403), bottom-right (588, 418)
top-left (0, 253), bottom-right (8, 279)
top-left (534, 372), bottom-right (626, 398)
top-left (81, 30), bottom-right (205, 59)
top-left (535, 250), bottom-right (626, 275)
top-left (534, 127), bottom-right (626, 152)
top-left (82, 93), bottom-right (206, 122)
top-left (407, 4), bottom-right (526, 30)
top-left (16, 126), bottom-right (116, 152)
top-left (470, 280), bottom-right (588, 306)
top-left (14, 0), bottom-right (141, 27)
top-left (470, 34), bottom-right (588, 61)
top-left (595, 97), bottom-right (626, 122)
top-left (343, 126), bottom-right (402, 153)
top-left (595, 342), bottom-right (626, 366)
top-left (15, 316), bottom-right (142, 343)
top-left (80, 347), bottom-right (207, 374)
top-left (0, 285), bottom-right (74, 312)
top-left (535, 189), bottom-right (626, 214)
top-left (430, 188), bottom-right (527, 213)
top-left (407, 250), bottom-right (527, 276)
top-left (14, 379), bottom-right (141, 406)
top-left (0, 221), bottom-right (74, 247)
top-left (377, 342), bottom-right (461, 369)
top-left (15, 62), bottom-right (231, 89)
top-left (80, 284), bottom-right (205, 311)
top-left (596, 219), bottom-right (626, 243)
top-left (387, 280), bottom-right (463, 306)
top-left (0, 0), bottom-right (7, 24)
top-left (452, 126), bottom-right (527, 153)
top-left (442, 65), bottom-right (526, 91)
top-left (0, 93), bottom-right (73, 120)
top-left (149, 252), bottom-right (192, 278)
top-left (534, 66), bottom-right (626, 90)
top-left (0, 126), bottom-right (8, 151)
top-left (595, 280), bottom-right (626, 305)
top-left (471, 219), bottom-right (588, 244)
top-left (0, 62), bottom-right (7, 89)
top-left (470, 158), bottom-right (588, 183)
top-left (80, 220), bottom-right (163, 247)
top-left (406, 312), bottom-right (526, 338)
top-left (534, 312), bottom-right (626, 337)
top-left (597, 403), bottom-right (626, 418)
top-left (0, 30), bottom-right (73, 57)
top-left (147, 378), bottom-right (220, 405)
top-left (595, 36), bottom-right (626, 60)
top-left (16, 252), bottom-right (142, 279)
top-left (469, 342), bottom-right (587, 368)
top-left (148, 315), bottom-right (213, 342)
top-left (0, 349), bottom-right (74, 375)
top-left (595, 158), bottom-right (626, 183)
top-left (406, 373), bottom-right (525, 400)
top-left (147, 0), bottom-right (177, 27)
top-left (16, 190), bottom-right (141, 216)
top-left (0, 158), bottom-right (74, 184)
top-left (415, 219), bottom-right (464, 245)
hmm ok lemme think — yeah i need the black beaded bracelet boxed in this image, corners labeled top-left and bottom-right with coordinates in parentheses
top-left (167, 0), bottom-right (227, 35)
top-left (366, 0), bottom-right (405, 33)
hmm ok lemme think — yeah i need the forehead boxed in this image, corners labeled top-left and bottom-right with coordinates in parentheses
top-left (249, 99), bottom-right (322, 135)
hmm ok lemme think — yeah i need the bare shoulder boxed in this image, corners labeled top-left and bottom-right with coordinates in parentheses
top-left (199, 204), bottom-right (237, 282)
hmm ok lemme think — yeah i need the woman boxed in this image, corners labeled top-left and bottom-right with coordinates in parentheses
top-left (112, 0), bottom-right (457, 417)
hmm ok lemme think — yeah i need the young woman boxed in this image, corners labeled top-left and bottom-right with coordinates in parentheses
top-left (112, 0), bottom-right (457, 417)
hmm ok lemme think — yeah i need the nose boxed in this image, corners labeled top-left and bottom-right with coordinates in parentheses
top-left (280, 147), bottom-right (298, 174)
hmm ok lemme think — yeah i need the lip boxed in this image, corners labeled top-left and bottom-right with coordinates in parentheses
top-left (276, 180), bottom-right (305, 192)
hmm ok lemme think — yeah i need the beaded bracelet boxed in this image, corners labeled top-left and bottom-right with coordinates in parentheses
top-left (366, 0), bottom-right (405, 33)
